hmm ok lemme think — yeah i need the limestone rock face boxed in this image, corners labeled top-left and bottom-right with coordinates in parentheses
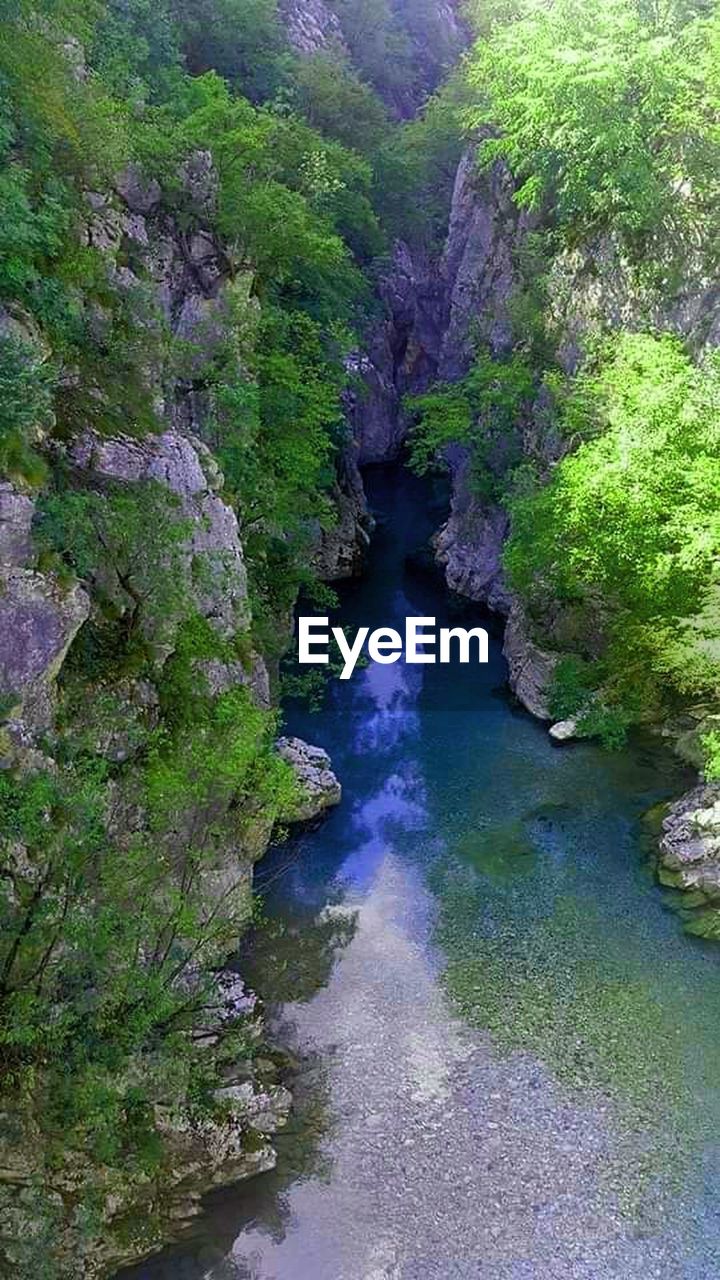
top-left (433, 455), bottom-right (511, 612)
top-left (0, 970), bottom-right (293, 1280)
top-left (279, 0), bottom-right (344, 54)
top-left (351, 242), bottom-right (446, 464)
top-left (279, 0), bottom-right (466, 115)
top-left (549, 235), bottom-right (720, 373)
top-left (659, 785), bottom-right (720, 899)
top-left (311, 449), bottom-right (374, 580)
top-left (0, 571), bottom-right (90, 729)
top-left (502, 601), bottom-right (559, 722)
top-left (0, 483), bottom-right (89, 744)
top-left (69, 428), bottom-right (251, 640)
top-left (440, 149), bottom-right (528, 380)
top-left (0, 482), bottom-right (34, 570)
top-left (114, 162), bottom-right (162, 215)
top-left (278, 736), bottom-right (343, 821)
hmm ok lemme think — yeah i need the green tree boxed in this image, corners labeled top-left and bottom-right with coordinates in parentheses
top-left (506, 334), bottom-right (720, 718)
top-left (465, 0), bottom-right (720, 257)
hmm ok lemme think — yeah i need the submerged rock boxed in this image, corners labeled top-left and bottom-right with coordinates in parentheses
top-left (278, 736), bottom-right (342, 822)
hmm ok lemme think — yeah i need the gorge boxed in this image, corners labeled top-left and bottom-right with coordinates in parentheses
top-left (1, 1), bottom-right (720, 1276)
top-left (121, 465), bottom-right (720, 1280)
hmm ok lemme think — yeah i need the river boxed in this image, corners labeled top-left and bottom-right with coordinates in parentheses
top-left (125, 465), bottom-right (720, 1280)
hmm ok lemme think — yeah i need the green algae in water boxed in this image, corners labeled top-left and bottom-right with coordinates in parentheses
top-left (433, 858), bottom-right (710, 1216)
top-left (453, 821), bottom-right (538, 882)
top-left (433, 857), bottom-right (706, 1129)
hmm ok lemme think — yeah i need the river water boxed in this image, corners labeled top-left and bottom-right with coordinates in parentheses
top-left (128, 466), bottom-right (720, 1280)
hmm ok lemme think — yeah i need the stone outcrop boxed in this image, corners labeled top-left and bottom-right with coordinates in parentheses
top-left (278, 736), bottom-right (343, 821)
top-left (658, 786), bottom-right (720, 921)
top-left (350, 242), bottom-right (446, 465)
top-left (502, 601), bottom-right (559, 722)
top-left (432, 454), bottom-right (511, 613)
top-left (279, 0), bottom-right (344, 54)
top-left (0, 482), bottom-right (89, 750)
top-left (311, 447), bottom-right (374, 580)
top-left (439, 148), bottom-right (527, 380)
top-left (0, 148), bottom-right (351, 1276)
top-left (549, 235), bottom-right (720, 374)
top-left (68, 428), bottom-right (251, 642)
top-left (0, 973), bottom-right (292, 1280)
top-left (279, 0), bottom-right (467, 117)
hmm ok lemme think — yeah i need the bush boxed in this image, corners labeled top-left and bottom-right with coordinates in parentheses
top-left (506, 334), bottom-right (720, 725)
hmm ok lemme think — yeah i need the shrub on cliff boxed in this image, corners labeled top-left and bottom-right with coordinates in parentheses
top-left (506, 333), bottom-right (720, 728)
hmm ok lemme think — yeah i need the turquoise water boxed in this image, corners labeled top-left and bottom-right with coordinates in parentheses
top-left (128, 467), bottom-right (720, 1280)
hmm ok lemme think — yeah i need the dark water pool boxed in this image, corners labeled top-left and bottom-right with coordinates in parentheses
top-left (126, 467), bottom-right (720, 1280)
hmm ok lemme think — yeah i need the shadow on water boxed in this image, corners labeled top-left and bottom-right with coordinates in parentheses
top-left (121, 465), bottom-right (720, 1280)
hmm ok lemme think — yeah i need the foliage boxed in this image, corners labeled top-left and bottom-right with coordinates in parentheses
top-left (548, 656), bottom-right (598, 722)
top-left (37, 481), bottom-right (191, 649)
top-left (172, 0), bottom-right (291, 103)
top-left (702, 730), bottom-right (720, 780)
top-left (327, 0), bottom-right (464, 108)
top-left (372, 72), bottom-right (469, 243)
top-left (0, 0), bottom-right (470, 1266)
top-left (506, 334), bottom-right (720, 724)
top-left (407, 348), bottom-right (535, 498)
top-left (0, 331), bottom-right (54, 483)
top-left (465, 0), bottom-right (720, 259)
top-left (291, 48), bottom-right (390, 157)
top-left (326, 0), bottom-right (417, 106)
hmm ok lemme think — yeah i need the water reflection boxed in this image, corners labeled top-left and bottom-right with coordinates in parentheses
top-left (123, 468), bottom-right (720, 1280)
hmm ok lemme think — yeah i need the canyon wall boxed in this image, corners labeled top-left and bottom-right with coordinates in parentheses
top-left (0, 150), bottom-right (345, 1277)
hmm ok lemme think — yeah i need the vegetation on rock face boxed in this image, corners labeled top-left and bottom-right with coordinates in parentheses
top-left (465, 0), bottom-right (720, 259)
top-left (506, 334), bottom-right (720, 729)
top-left (2, 0), bottom-right (720, 1268)
top-left (0, 0), bottom-right (473, 1271)
top-left (411, 0), bottom-right (720, 760)
top-left (407, 349), bottom-right (536, 498)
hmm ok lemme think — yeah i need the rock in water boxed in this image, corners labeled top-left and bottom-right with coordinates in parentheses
top-left (659, 784), bottom-right (720, 899)
top-left (277, 737), bottom-right (342, 822)
top-left (549, 718), bottom-right (579, 743)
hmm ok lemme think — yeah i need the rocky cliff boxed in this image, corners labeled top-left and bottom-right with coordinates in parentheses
top-left (376, 135), bottom-right (720, 921)
top-left (0, 153), bottom-right (345, 1278)
top-left (280, 0), bottom-right (467, 116)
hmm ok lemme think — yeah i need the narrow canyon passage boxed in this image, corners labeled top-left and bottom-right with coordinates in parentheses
top-left (127, 468), bottom-right (720, 1280)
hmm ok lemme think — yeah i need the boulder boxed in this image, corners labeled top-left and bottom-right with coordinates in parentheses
top-left (277, 737), bottom-right (342, 822)
top-left (549, 718), bottom-right (578, 743)
top-left (659, 784), bottom-right (720, 900)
